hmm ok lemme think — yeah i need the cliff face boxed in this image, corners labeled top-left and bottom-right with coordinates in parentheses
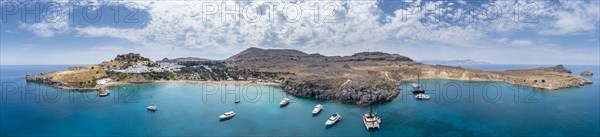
top-left (25, 74), bottom-right (66, 87)
top-left (281, 83), bottom-right (400, 105)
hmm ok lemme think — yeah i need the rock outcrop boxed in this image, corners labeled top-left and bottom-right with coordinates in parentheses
top-left (114, 53), bottom-right (151, 62)
top-left (25, 74), bottom-right (67, 88)
top-left (537, 64), bottom-right (572, 73)
top-left (281, 83), bottom-right (400, 105)
top-left (581, 71), bottom-right (594, 76)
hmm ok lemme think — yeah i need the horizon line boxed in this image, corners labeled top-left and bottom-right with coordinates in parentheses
top-left (2, 63), bottom-right (599, 67)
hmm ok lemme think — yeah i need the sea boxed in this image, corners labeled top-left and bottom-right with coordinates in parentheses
top-left (1, 64), bottom-right (598, 136)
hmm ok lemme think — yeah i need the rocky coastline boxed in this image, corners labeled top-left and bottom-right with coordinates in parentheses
top-left (280, 83), bottom-right (400, 105)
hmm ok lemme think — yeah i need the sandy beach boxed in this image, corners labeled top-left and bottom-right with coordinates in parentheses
top-left (153, 80), bottom-right (281, 86)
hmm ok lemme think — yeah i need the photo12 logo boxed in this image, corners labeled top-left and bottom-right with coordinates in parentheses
top-left (1, 1), bottom-right (543, 25)
top-left (1, 82), bottom-right (140, 103)
top-left (399, 81), bottom-right (540, 103)
top-left (1, 1), bottom-right (142, 24)
top-left (0, 82), bottom-right (291, 104)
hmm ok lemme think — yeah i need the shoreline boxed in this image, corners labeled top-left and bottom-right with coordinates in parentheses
top-left (40, 77), bottom-right (589, 92)
top-left (29, 76), bottom-right (591, 105)
top-left (152, 80), bottom-right (281, 86)
top-left (48, 80), bottom-right (282, 91)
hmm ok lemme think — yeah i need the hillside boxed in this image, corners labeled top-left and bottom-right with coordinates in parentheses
top-left (420, 59), bottom-right (491, 66)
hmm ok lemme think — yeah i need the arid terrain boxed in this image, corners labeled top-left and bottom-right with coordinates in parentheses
top-left (224, 48), bottom-right (592, 104)
top-left (27, 47), bottom-right (593, 105)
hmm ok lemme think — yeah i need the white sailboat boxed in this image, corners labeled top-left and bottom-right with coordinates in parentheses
top-left (412, 74), bottom-right (425, 94)
top-left (363, 91), bottom-right (381, 129)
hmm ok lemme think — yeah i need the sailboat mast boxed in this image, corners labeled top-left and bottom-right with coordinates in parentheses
top-left (369, 90), bottom-right (373, 114)
top-left (417, 73), bottom-right (420, 84)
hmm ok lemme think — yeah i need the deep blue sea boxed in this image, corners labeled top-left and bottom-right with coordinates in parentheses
top-left (1, 65), bottom-right (599, 136)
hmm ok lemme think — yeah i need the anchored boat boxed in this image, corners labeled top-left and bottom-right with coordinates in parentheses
top-left (219, 111), bottom-right (236, 120)
top-left (363, 113), bottom-right (381, 129)
top-left (146, 105), bottom-right (158, 111)
top-left (412, 74), bottom-right (425, 94)
top-left (415, 93), bottom-right (430, 100)
top-left (325, 113), bottom-right (342, 126)
top-left (312, 104), bottom-right (323, 115)
top-left (363, 91), bottom-right (381, 129)
top-left (99, 88), bottom-right (110, 97)
top-left (280, 98), bottom-right (290, 106)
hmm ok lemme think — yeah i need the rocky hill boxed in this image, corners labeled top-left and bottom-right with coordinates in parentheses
top-left (420, 59), bottom-right (491, 66)
top-left (157, 57), bottom-right (213, 63)
top-left (533, 64), bottom-right (572, 73)
top-left (114, 53), bottom-right (151, 62)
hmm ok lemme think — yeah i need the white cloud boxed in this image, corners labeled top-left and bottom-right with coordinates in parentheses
top-left (17, 0), bottom-right (597, 46)
top-left (19, 20), bottom-right (69, 37)
top-left (510, 39), bottom-right (534, 46)
top-left (497, 37), bottom-right (509, 43)
top-left (5, 0), bottom-right (599, 65)
top-left (16, 1), bottom-right (73, 38)
top-left (538, 0), bottom-right (600, 35)
top-left (69, 0), bottom-right (490, 54)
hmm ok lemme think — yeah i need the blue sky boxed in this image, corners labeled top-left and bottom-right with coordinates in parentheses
top-left (0, 0), bottom-right (598, 65)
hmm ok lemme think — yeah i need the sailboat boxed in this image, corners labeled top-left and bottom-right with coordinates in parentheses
top-left (363, 91), bottom-right (381, 129)
top-left (411, 73), bottom-right (425, 94)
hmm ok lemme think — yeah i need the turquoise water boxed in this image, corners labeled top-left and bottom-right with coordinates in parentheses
top-left (1, 65), bottom-right (599, 136)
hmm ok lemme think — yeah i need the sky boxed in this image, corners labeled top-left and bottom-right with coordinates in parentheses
top-left (0, 0), bottom-right (599, 65)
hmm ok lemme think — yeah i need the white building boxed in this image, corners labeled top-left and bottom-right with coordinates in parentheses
top-left (96, 78), bottom-right (112, 85)
top-left (111, 62), bottom-right (183, 73)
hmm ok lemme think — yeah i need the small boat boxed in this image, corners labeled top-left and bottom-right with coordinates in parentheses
top-left (147, 105), bottom-right (158, 111)
top-left (219, 111), bottom-right (236, 120)
top-left (234, 100), bottom-right (240, 104)
top-left (415, 93), bottom-right (430, 100)
top-left (411, 83), bottom-right (425, 94)
top-left (412, 74), bottom-right (425, 94)
top-left (325, 113), bottom-right (342, 126)
top-left (364, 91), bottom-right (381, 129)
top-left (98, 88), bottom-right (110, 97)
top-left (279, 98), bottom-right (290, 106)
top-left (363, 109), bottom-right (381, 129)
top-left (312, 104), bottom-right (323, 115)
